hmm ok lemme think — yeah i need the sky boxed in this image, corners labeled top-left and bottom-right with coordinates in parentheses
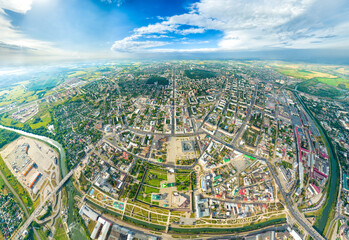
top-left (0, 0), bottom-right (349, 64)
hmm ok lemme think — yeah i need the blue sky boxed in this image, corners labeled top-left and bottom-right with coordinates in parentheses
top-left (0, 0), bottom-right (348, 62)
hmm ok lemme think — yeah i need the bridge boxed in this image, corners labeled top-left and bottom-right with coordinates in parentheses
top-left (13, 170), bottom-right (74, 240)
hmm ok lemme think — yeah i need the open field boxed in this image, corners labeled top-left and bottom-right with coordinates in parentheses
top-left (68, 70), bottom-right (87, 78)
top-left (146, 169), bottom-right (167, 188)
top-left (275, 68), bottom-right (338, 80)
top-left (297, 79), bottom-right (345, 98)
top-left (0, 111), bottom-right (24, 128)
top-left (267, 62), bottom-right (349, 90)
top-left (0, 85), bottom-right (38, 107)
top-left (268, 62), bottom-right (349, 98)
top-left (27, 111), bottom-right (52, 129)
top-left (313, 77), bottom-right (349, 89)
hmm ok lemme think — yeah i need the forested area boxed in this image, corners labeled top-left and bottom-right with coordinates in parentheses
top-left (0, 129), bottom-right (20, 149)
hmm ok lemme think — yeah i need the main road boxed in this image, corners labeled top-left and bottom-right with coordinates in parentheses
top-left (208, 132), bottom-right (325, 240)
top-left (13, 170), bottom-right (74, 240)
top-left (0, 82), bottom-right (326, 240)
top-left (171, 69), bottom-right (176, 135)
top-left (0, 125), bottom-right (74, 240)
top-left (109, 84), bottom-right (326, 239)
top-left (232, 82), bottom-right (258, 145)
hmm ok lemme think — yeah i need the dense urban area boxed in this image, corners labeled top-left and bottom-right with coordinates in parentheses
top-left (0, 60), bottom-right (348, 240)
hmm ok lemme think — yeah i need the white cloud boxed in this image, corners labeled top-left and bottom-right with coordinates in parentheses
top-left (148, 47), bottom-right (217, 53)
top-left (0, 0), bottom-right (64, 56)
top-left (111, 0), bottom-right (349, 53)
top-left (111, 36), bottom-right (169, 52)
top-left (134, 22), bottom-right (178, 35)
top-left (144, 34), bottom-right (174, 39)
top-left (0, 0), bottom-right (33, 13)
top-left (177, 28), bottom-right (206, 35)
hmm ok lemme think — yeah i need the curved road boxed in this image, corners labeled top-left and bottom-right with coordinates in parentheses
top-left (1, 98), bottom-right (328, 240)
top-left (0, 124), bottom-right (66, 240)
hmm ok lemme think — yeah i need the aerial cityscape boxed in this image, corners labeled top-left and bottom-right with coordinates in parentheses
top-left (0, 0), bottom-right (348, 240)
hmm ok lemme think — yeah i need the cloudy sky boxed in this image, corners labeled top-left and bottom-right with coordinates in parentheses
top-left (0, 0), bottom-right (348, 63)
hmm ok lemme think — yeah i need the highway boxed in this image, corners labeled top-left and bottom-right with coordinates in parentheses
top-left (1, 80), bottom-right (328, 240)
top-left (13, 170), bottom-right (74, 240)
top-left (265, 160), bottom-right (326, 240)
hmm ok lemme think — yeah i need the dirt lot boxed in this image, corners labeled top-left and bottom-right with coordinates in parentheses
top-left (0, 136), bottom-right (59, 196)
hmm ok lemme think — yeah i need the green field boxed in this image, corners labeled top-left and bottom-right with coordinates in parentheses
top-left (175, 173), bottom-right (192, 191)
top-left (276, 68), bottom-right (315, 79)
top-left (0, 85), bottom-right (37, 107)
top-left (137, 185), bottom-right (159, 203)
top-left (169, 217), bottom-right (286, 234)
top-left (0, 128), bottom-right (20, 149)
top-left (68, 71), bottom-right (87, 78)
top-left (0, 175), bottom-right (6, 191)
top-left (28, 111), bottom-right (52, 129)
top-left (0, 113), bottom-right (24, 128)
top-left (314, 77), bottom-right (349, 89)
top-left (53, 217), bottom-right (69, 240)
top-left (297, 79), bottom-right (345, 98)
top-left (146, 170), bottom-right (167, 187)
top-left (272, 64), bottom-right (349, 91)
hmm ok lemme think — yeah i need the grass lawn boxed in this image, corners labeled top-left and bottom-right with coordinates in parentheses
top-left (147, 178), bottom-right (162, 187)
top-left (175, 173), bottom-right (192, 191)
top-left (144, 185), bottom-right (159, 194)
top-left (146, 170), bottom-right (167, 187)
top-left (36, 229), bottom-right (49, 240)
top-left (29, 111), bottom-right (52, 129)
top-left (0, 176), bottom-right (5, 190)
top-left (175, 173), bottom-right (191, 182)
top-left (137, 185), bottom-right (159, 204)
top-left (53, 217), bottom-right (69, 240)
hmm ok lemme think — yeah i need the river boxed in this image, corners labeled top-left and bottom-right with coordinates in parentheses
top-left (1, 89), bottom-right (340, 236)
top-left (294, 92), bottom-right (340, 233)
top-left (0, 125), bottom-right (88, 240)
